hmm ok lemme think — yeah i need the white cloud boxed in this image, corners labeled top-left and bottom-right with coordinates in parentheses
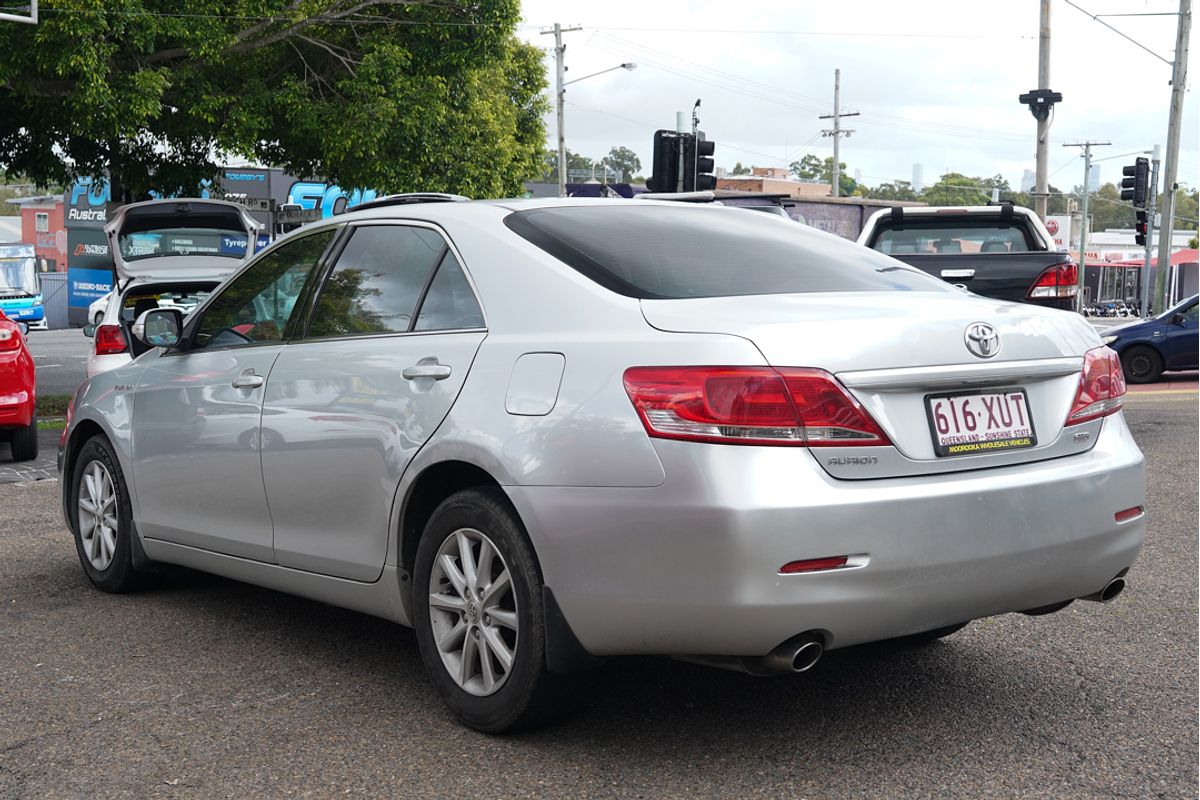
top-left (518, 0), bottom-right (1198, 192)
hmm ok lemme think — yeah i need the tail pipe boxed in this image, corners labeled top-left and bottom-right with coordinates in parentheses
top-left (762, 632), bottom-right (825, 673)
top-left (1081, 576), bottom-right (1126, 604)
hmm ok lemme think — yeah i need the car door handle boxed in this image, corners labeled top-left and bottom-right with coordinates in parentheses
top-left (940, 268), bottom-right (975, 279)
top-left (402, 361), bottom-right (452, 381)
top-left (231, 370), bottom-right (265, 389)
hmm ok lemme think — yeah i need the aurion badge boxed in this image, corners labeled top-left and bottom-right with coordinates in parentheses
top-left (964, 322), bottom-right (1001, 359)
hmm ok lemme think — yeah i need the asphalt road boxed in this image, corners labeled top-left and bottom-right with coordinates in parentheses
top-left (25, 328), bottom-right (92, 397)
top-left (0, 393), bottom-right (1195, 799)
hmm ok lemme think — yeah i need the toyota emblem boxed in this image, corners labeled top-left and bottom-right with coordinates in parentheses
top-left (964, 322), bottom-right (1001, 359)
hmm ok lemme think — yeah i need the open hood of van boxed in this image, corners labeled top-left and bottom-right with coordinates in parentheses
top-left (104, 198), bottom-right (263, 282)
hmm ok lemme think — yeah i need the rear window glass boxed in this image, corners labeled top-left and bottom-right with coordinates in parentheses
top-left (869, 219), bottom-right (1037, 255)
top-left (504, 206), bottom-right (947, 299)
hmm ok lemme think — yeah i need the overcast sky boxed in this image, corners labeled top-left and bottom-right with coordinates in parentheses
top-left (517, 0), bottom-right (1198, 194)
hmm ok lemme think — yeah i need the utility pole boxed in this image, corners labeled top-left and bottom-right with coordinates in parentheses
top-left (542, 23), bottom-right (582, 198)
top-left (819, 69), bottom-right (858, 198)
top-left (1019, 0), bottom-right (1063, 221)
top-left (1154, 0), bottom-right (1191, 312)
top-left (1063, 141), bottom-right (1110, 310)
top-left (1141, 147), bottom-right (1161, 318)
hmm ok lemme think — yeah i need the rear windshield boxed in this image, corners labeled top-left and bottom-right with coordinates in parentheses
top-left (504, 206), bottom-right (948, 299)
top-left (868, 218), bottom-right (1038, 255)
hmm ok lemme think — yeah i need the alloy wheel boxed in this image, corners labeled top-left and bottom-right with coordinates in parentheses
top-left (78, 460), bottom-right (118, 571)
top-left (427, 528), bottom-right (519, 697)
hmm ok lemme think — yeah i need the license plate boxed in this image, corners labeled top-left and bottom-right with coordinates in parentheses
top-left (925, 389), bottom-right (1037, 457)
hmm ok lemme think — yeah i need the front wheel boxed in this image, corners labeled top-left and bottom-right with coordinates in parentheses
top-left (1121, 345), bottom-right (1163, 384)
top-left (69, 435), bottom-right (146, 592)
top-left (413, 487), bottom-right (577, 733)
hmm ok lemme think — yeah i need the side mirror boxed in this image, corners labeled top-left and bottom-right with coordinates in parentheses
top-left (133, 308), bottom-right (184, 348)
top-left (82, 323), bottom-right (96, 338)
top-left (1170, 313), bottom-right (1186, 326)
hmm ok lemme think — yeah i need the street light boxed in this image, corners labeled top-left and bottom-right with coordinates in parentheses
top-left (555, 62), bottom-right (636, 196)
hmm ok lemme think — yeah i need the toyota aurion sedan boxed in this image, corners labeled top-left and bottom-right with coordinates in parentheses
top-left (59, 196), bottom-right (1145, 732)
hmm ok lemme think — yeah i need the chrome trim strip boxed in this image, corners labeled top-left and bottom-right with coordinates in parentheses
top-left (838, 357), bottom-right (1082, 391)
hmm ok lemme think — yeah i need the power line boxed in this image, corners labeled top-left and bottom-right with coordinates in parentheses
top-left (1061, 0), bottom-right (1174, 65)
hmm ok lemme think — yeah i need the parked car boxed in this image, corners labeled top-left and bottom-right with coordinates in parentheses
top-left (88, 291), bottom-right (111, 326)
top-left (0, 309), bottom-right (37, 461)
top-left (1103, 294), bottom-right (1199, 383)
top-left (59, 197), bottom-right (1145, 732)
top-left (857, 203), bottom-right (1078, 310)
top-left (83, 198), bottom-right (262, 378)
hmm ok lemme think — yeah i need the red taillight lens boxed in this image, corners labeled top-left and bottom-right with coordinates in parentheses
top-left (93, 324), bottom-right (128, 356)
top-left (0, 325), bottom-right (20, 352)
top-left (1065, 345), bottom-right (1126, 425)
top-left (1114, 506), bottom-right (1144, 523)
top-left (622, 366), bottom-right (890, 447)
top-left (779, 556), bottom-right (850, 574)
top-left (1027, 261), bottom-right (1078, 300)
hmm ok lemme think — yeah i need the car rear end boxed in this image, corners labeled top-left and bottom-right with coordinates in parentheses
top-left (0, 310), bottom-right (35, 439)
top-left (858, 205), bottom-right (1078, 310)
top-left (502, 203), bottom-right (1144, 662)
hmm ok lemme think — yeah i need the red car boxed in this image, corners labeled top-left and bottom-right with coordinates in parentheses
top-left (0, 309), bottom-right (37, 461)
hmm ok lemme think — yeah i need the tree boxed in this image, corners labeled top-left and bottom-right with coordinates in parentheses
top-left (540, 149), bottom-right (596, 182)
top-left (920, 173), bottom-right (988, 206)
top-left (864, 180), bottom-right (918, 202)
top-left (788, 154), bottom-right (856, 196)
top-left (605, 146), bottom-right (641, 182)
top-left (731, 161), bottom-right (751, 176)
top-left (0, 1), bottom-right (547, 201)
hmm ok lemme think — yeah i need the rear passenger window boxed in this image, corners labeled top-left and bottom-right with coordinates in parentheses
top-left (414, 252), bottom-right (484, 331)
top-left (307, 226), bottom-right (445, 338)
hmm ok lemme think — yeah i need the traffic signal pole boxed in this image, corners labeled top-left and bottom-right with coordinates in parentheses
top-left (1141, 147), bottom-right (1161, 318)
top-left (1035, 0), bottom-right (1052, 220)
top-left (1064, 141), bottom-right (1110, 310)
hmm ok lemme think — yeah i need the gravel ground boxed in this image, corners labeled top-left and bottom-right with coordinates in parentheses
top-left (0, 393), bottom-right (1195, 799)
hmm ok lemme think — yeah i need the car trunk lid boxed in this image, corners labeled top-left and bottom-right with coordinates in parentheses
top-left (640, 291), bottom-right (1100, 477)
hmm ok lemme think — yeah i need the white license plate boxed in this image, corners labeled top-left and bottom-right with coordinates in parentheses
top-left (925, 390), bottom-right (1037, 457)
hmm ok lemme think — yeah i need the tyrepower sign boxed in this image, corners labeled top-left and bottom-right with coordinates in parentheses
top-left (1045, 215), bottom-right (1072, 250)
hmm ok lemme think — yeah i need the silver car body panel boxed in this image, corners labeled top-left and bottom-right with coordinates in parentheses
top-left (60, 198), bottom-right (1145, 660)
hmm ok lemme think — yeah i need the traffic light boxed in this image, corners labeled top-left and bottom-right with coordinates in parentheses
top-left (684, 133), bottom-right (717, 191)
top-left (647, 130), bottom-right (682, 193)
top-left (1134, 210), bottom-right (1148, 247)
top-left (1120, 157), bottom-right (1150, 207)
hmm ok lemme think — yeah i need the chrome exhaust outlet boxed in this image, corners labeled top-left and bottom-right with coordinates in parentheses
top-left (762, 633), bottom-right (825, 673)
top-left (1081, 577), bottom-right (1126, 603)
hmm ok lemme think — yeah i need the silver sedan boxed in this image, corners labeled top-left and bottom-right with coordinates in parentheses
top-left (58, 198), bottom-right (1145, 732)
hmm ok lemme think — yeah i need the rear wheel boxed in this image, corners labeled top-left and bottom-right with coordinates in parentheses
top-left (8, 412), bottom-right (37, 461)
top-left (413, 487), bottom-right (578, 733)
top-left (69, 435), bottom-right (146, 593)
top-left (1121, 345), bottom-right (1163, 384)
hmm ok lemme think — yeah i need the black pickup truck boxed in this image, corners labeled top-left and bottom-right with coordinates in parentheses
top-left (857, 204), bottom-right (1078, 310)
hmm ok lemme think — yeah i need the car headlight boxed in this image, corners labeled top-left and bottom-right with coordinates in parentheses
top-left (1102, 335), bottom-right (1118, 344)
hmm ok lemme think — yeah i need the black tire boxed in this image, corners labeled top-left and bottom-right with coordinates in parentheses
top-left (8, 411), bottom-right (37, 461)
top-left (68, 435), bottom-right (146, 593)
top-left (413, 487), bottom-right (578, 733)
top-left (892, 621), bottom-right (969, 646)
top-left (1121, 345), bottom-right (1163, 384)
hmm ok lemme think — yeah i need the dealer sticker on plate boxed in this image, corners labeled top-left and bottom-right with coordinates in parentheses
top-left (925, 389), bottom-right (1037, 457)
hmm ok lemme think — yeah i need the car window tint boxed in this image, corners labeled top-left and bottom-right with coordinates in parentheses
top-left (871, 224), bottom-right (1034, 255)
top-left (414, 252), bottom-right (484, 331)
top-left (193, 230), bottom-right (334, 350)
top-left (505, 206), bottom-right (950, 299)
top-left (1184, 303), bottom-right (1198, 323)
top-left (307, 226), bottom-right (445, 338)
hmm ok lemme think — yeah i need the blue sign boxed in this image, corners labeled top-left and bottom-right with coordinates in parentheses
top-left (286, 181), bottom-right (378, 218)
top-left (68, 267), bottom-right (114, 308)
top-left (219, 234), bottom-right (271, 256)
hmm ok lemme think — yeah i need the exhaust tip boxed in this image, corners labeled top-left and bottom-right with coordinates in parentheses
top-left (1081, 577), bottom-right (1126, 603)
top-left (791, 641), bottom-right (823, 672)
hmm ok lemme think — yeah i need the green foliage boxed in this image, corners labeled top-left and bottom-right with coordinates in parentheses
top-left (605, 146), bottom-right (641, 182)
top-left (0, 1), bottom-right (547, 200)
top-left (919, 173), bottom-right (989, 206)
top-left (866, 180), bottom-right (918, 202)
top-left (788, 154), bottom-right (856, 195)
top-left (730, 161), bottom-right (751, 176)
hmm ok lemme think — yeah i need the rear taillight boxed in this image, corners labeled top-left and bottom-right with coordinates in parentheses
top-left (1065, 346), bottom-right (1126, 425)
top-left (1027, 261), bottom-right (1078, 300)
top-left (93, 324), bottom-right (128, 356)
top-left (622, 366), bottom-right (890, 447)
top-left (0, 326), bottom-right (19, 352)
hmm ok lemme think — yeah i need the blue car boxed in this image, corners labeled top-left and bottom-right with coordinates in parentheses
top-left (1102, 294), bottom-right (1199, 383)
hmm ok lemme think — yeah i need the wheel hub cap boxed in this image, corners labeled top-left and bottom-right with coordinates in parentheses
top-left (427, 528), bottom-right (519, 697)
top-left (77, 460), bottom-right (117, 571)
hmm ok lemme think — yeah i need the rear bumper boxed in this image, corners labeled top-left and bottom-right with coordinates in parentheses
top-left (0, 390), bottom-right (34, 428)
top-left (506, 413), bottom-right (1145, 657)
